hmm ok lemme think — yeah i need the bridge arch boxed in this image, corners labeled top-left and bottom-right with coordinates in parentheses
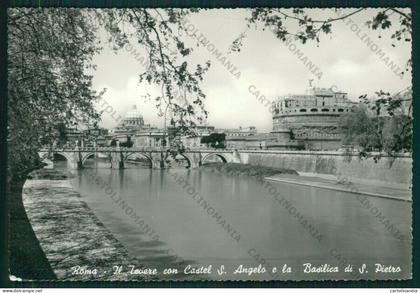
top-left (164, 152), bottom-right (192, 168)
top-left (81, 152), bottom-right (96, 164)
top-left (50, 151), bottom-right (73, 163)
top-left (124, 152), bottom-right (154, 168)
top-left (52, 153), bottom-right (68, 161)
top-left (38, 151), bottom-right (75, 168)
top-left (81, 152), bottom-right (112, 164)
top-left (180, 153), bottom-right (193, 168)
top-left (201, 153), bottom-right (228, 164)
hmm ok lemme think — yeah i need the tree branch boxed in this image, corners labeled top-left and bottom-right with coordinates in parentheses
top-left (390, 8), bottom-right (411, 20)
top-left (275, 8), bottom-right (365, 24)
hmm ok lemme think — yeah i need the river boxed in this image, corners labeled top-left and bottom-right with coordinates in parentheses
top-left (57, 159), bottom-right (411, 281)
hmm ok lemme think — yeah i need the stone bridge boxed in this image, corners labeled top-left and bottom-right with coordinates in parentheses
top-left (39, 147), bottom-right (242, 169)
top-left (39, 147), bottom-right (412, 185)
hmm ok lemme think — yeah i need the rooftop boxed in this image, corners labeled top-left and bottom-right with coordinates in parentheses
top-left (124, 105), bottom-right (143, 120)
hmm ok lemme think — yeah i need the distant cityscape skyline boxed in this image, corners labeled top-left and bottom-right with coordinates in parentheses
top-left (92, 8), bottom-right (411, 132)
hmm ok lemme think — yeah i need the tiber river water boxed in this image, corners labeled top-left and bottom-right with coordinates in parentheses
top-left (55, 159), bottom-right (411, 281)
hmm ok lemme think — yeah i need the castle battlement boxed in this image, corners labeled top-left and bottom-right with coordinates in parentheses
top-left (272, 87), bottom-right (356, 117)
top-left (269, 86), bottom-right (358, 151)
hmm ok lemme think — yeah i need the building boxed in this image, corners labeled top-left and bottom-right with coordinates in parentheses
top-left (216, 126), bottom-right (258, 149)
top-left (201, 126), bottom-right (277, 150)
top-left (134, 127), bottom-right (167, 148)
top-left (179, 125), bottom-right (215, 149)
top-left (222, 126), bottom-right (257, 137)
top-left (243, 133), bottom-right (276, 149)
top-left (112, 105), bottom-right (157, 141)
top-left (113, 105), bottom-right (146, 134)
top-left (82, 128), bottom-right (109, 147)
top-left (107, 86), bottom-right (359, 151)
top-left (63, 126), bottom-right (83, 146)
top-left (110, 105), bottom-right (164, 146)
top-left (111, 105), bottom-right (216, 149)
top-left (270, 86), bottom-right (357, 150)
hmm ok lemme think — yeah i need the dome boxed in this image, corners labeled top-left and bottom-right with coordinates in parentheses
top-left (125, 105), bottom-right (143, 119)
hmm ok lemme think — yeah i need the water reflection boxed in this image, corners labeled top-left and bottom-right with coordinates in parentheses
top-left (60, 159), bottom-right (412, 281)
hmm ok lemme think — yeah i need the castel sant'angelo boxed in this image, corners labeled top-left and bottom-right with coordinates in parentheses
top-left (269, 85), bottom-right (357, 150)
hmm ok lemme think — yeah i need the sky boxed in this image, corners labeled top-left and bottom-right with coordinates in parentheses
top-left (91, 8), bottom-right (411, 133)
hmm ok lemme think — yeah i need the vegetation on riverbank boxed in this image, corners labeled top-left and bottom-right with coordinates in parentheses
top-left (200, 162), bottom-right (298, 177)
top-left (27, 168), bottom-right (72, 180)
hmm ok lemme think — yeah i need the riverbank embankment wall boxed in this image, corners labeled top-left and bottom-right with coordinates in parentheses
top-left (236, 151), bottom-right (411, 186)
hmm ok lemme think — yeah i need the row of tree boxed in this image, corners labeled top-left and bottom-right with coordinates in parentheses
top-left (339, 89), bottom-right (412, 156)
top-left (200, 133), bottom-right (226, 148)
top-left (110, 136), bottom-right (134, 148)
top-left (8, 8), bottom-right (103, 179)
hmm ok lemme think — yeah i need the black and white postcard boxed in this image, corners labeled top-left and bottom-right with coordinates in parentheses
top-left (4, 4), bottom-right (415, 285)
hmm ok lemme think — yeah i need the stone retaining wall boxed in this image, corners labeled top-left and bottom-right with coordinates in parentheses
top-left (238, 151), bottom-right (412, 186)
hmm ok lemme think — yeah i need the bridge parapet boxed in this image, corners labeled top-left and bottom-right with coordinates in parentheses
top-left (41, 147), bottom-right (173, 153)
top-left (39, 147), bottom-right (244, 169)
top-left (41, 146), bottom-right (243, 152)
